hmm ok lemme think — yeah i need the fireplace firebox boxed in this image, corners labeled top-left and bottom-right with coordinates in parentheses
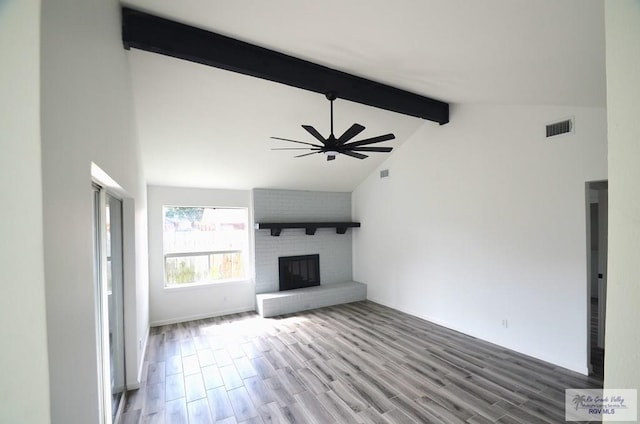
top-left (278, 254), bottom-right (320, 291)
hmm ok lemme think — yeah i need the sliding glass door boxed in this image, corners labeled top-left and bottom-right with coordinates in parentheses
top-left (106, 193), bottom-right (126, 419)
top-left (93, 186), bottom-right (126, 422)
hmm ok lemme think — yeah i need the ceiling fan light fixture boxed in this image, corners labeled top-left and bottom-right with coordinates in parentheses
top-left (324, 150), bottom-right (339, 158)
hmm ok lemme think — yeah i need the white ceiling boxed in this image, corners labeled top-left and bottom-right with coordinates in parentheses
top-left (124, 0), bottom-right (605, 191)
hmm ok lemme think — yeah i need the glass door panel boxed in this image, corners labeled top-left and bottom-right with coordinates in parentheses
top-left (93, 185), bottom-right (126, 423)
top-left (106, 194), bottom-right (125, 420)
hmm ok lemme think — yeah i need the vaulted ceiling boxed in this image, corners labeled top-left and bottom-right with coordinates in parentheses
top-left (123, 0), bottom-right (606, 191)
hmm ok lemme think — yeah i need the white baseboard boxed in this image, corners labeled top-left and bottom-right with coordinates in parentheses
top-left (150, 306), bottom-right (255, 327)
top-left (366, 296), bottom-right (589, 376)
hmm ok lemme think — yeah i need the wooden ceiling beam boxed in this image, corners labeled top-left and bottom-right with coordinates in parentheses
top-left (122, 7), bottom-right (450, 124)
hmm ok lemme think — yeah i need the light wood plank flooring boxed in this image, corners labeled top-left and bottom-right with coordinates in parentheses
top-left (121, 301), bottom-right (602, 424)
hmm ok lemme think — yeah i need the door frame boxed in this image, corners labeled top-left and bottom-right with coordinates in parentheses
top-left (586, 180), bottom-right (607, 376)
top-left (94, 184), bottom-right (129, 423)
top-left (93, 183), bottom-right (112, 423)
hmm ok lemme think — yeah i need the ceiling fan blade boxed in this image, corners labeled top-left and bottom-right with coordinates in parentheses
top-left (351, 147), bottom-right (393, 152)
top-left (270, 136), bottom-right (323, 148)
top-left (341, 150), bottom-right (368, 160)
top-left (337, 123), bottom-right (365, 145)
top-left (343, 133), bottom-right (395, 148)
top-left (302, 125), bottom-right (327, 145)
top-left (271, 148), bottom-right (320, 151)
top-left (294, 151), bottom-right (321, 158)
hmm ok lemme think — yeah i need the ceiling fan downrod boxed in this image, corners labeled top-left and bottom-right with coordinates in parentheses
top-left (326, 91), bottom-right (337, 138)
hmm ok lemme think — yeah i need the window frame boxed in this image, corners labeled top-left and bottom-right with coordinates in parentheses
top-left (162, 205), bottom-right (250, 289)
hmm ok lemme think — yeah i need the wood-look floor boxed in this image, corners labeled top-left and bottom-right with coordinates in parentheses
top-left (121, 301), bottom-right (602, 424)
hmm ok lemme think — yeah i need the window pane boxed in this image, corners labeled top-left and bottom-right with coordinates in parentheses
top-left (165, 255), bottom-right (211, 285)
top-left (162, 206), bottom-right (248, 286)
top-left (163, 207), bottom-right (247, 254)
top-left (209, 252), bottom-right (245, 280)
top-left (165, 252), bottom-right (245, 285)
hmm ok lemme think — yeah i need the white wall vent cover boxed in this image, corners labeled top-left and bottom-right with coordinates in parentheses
top-left (546, 117), bottom-right (574, 138)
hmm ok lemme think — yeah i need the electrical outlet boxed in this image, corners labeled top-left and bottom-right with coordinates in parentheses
top-left (139, 339), bottom-right (143, 350)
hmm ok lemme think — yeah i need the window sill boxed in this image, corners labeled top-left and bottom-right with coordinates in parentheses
top-left (164, 278), bottom-right (252, 292)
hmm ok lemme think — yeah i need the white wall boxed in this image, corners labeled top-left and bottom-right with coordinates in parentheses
top-left (253, 189), bottom-right (353, 294)
top-left (603, 0), bottom-right (640, 406)
top-left (353, 104), bottom-right (606, 374)
top-left (0, 1), bottom-right (51, 423)
top-left (147, 186), bottom-right (255, 326)
top-left (41, 0), bottom-right (149, 422)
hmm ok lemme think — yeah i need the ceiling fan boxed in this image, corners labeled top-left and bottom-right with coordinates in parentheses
top-left (271, 92), bottom-right (395, 161)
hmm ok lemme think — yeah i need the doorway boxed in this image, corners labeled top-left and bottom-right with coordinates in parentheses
top-left (587, 181), bottom-right (607, 378)
top-left (93, 185), bottom-right (126, 422)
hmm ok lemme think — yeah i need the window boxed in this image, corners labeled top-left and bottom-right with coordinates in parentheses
top-left (163, 206), bottom-right (249, 287)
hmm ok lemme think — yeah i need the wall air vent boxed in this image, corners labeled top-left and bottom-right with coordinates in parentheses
top-left (546, 118), bottom-right (574, 138)
top-left (380, 169), bottom-right (389, 178)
